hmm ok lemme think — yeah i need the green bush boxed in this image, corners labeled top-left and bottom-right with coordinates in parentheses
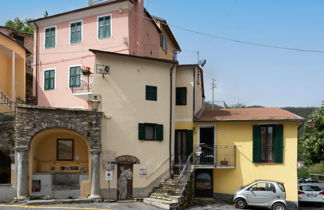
top-left (308, 161), bottom-right (324, 174)
top-left (297, 168), bottom-right (309, 178)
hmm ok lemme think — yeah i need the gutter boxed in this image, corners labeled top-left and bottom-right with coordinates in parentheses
top-left (192, 66), bottom-right (196, 120)
top-left (169, 63), bottom-right (176, 178)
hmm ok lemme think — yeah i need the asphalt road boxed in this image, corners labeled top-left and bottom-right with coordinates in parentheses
top-left (0, 201), bottom-right (323, 210)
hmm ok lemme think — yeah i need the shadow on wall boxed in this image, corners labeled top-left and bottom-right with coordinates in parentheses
top-left (0, 150), bottom-right (11, 184)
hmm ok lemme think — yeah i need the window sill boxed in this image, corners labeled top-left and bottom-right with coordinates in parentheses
top-left (254, 162), bottom-right (283, 165)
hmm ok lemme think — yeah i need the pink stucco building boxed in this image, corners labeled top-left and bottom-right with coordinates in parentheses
top-left (31, 0), bottom-right (180, 108)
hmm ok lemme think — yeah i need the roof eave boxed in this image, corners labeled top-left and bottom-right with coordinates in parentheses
top-left (193, 118), bottom-right (305, 122)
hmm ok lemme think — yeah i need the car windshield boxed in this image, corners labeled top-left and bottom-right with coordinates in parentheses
top-left (300, 185), bottom-right (321, 191)
top-left (278, 183), bottom-right (285, 192)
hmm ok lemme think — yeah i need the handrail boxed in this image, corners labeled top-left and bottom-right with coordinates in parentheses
top-left (176, 153), bottom-right (193, 196)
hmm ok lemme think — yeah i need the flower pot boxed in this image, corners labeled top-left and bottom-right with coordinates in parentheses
top-left (82, 71), bottom-right (91, 76)
top-left (221, 160), bottom-right (228, 166)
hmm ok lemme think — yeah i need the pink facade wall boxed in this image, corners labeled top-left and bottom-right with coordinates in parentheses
top-left (35, 9), bottom-right (130, 108)
top-left (34, 1), bottom-right (162, 109)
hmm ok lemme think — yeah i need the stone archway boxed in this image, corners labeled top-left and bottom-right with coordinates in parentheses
top-left (15, 105), bottom-right (103, 200)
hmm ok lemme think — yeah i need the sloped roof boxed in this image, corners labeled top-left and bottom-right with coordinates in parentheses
top-left (195, 108), bottom-right (304, 122)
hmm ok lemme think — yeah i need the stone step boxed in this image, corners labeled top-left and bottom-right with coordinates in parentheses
top-left (152, 189), bottom-right (181, 195)
top-left (143, 197), bottom-right (179, 210)
top-left (149, 194), bottom-right (182, 203)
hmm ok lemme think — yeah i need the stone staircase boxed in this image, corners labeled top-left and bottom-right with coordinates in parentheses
top-left (144, 155), bottom-right (194, 209)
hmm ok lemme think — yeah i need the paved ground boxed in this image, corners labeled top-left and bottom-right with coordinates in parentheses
top-left (0, 201), bottom-right (323, 210)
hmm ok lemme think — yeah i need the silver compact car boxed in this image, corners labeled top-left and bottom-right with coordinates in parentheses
top-left (233, 180), bottom-right (286, 210)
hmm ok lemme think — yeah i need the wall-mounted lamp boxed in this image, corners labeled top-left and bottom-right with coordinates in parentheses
top-left (88, 94), bottom-right (101, 111)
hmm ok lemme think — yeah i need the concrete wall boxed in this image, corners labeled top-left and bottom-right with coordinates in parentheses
top-left (0, 185), bottom-right (16, 202)
top-left (193, 121), bottom-right (298, 202)
top-left (93, 52), bottom-right (174, 197)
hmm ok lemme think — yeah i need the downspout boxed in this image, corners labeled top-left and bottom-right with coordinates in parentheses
top-left (192, 66), bottom-right (196, 119)
top-left (34, 21), bottom-right (39, 104)
top-left (169, 63), bottom-right (176, 178)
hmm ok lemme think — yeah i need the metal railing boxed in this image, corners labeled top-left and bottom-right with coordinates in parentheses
top-left (0, 91), bottom-right (13, 109)
top-left (176, 153), bottom-right (193, 195)
top-left (194, 144), bottom-right (236, 168)
top-left (71, 74), bottom-right (93, 94)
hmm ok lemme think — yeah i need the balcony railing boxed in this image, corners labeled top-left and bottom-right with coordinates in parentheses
top-left (71, 74), bottom-right (93, 94)
top-left (193, 144), bottom-right (236, 168)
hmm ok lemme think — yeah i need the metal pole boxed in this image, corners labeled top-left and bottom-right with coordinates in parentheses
top-left (211, 79), bottom-right (216, 109)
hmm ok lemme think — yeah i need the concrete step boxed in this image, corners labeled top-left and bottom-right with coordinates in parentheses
top-left (143, 197), bottom-right (179, 210)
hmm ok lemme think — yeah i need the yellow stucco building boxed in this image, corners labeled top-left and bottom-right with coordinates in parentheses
top-left (0, 32), bottom-right (26, 113)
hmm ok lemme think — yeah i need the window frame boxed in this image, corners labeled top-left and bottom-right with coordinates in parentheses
top-left (97, 14), bottom-right (112, 40)
top-left (44, 25), bottom-right (57, 49)
top-left (57, 139), bottom-right (74, 161)
top-left (160, 33), bottom-right (168, 53)
top-left (68, 65), bottom-right (82, 88)
top-left (145, 85), bottom-right (157, 101)
top-left (260, 125), bottom-right (275, 163)
top-left (139, 123), bottom-right (163, 141)
top-left (69, 20), bottom-right (83, 45)
top-left (43, 68), bottom-right (56, 91)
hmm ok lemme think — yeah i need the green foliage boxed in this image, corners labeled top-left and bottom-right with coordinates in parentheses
top-left (297, 168), bottom-right (309, 178)
top-left (226, 103), bottom-right (247, 109)
top-left (5, 17), bottom-right (34, 33)
top-left (301, 104), bottom-right (324, 166)
top-left (308, 161), bottom-right (324, 174)
top-left (204, 101), bottom-right (224, 110)
top-left (282, 107), bottom-right (317, 120)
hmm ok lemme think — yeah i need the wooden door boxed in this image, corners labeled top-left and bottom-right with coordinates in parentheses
top-left (117, 164), bottom-right (133, 200)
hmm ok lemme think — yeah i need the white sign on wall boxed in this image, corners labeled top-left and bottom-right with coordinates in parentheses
top-left (105, 171), bottom-right (113, 181)
top-left (139, 166), bottom-right (147, 176)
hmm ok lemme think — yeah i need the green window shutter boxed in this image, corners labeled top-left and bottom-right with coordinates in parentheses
top-left (44, 70), bottom-right (55, 90)
top-left (156, 124), bottom-right (163, 141)
top-left (98, 16), bottom-right (111, 39)
top-left (138, 123), bottom-right (145, 140)
top-left (69, 67), bottom-right (81, 88)
top-left (253, 125), bottom-right (261, 163)
top-left (45, 27), bottom-right (55, 48)
top-left (176, 87), bottom-right (187, 105)
top-left (186, 130), bottom-right (193, 156)
top-left (71, 22), bottom-right (81, 44)
top-left (146, 86), bottom-right (157, 101)
top-left (274, 125), bottom-right (284, 163)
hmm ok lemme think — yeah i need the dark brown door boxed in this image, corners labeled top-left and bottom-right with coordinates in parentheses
top-left (117, 164), bottom-right (133, 200)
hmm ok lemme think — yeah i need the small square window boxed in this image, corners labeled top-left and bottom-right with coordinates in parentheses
top-left (176, 87), bottom-right (187, 105)
top-left (145, 124), bottom-right (156, 140)
top-left (146, 85), bottom-right (157, 101)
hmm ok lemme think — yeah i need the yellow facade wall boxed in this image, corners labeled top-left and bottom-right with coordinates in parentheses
top-left (194, 121), bottom-right (298, 202)
top-left (158, 26), bottom-right (178, 60)
top-left (28, 129), bottom-right (90, 194)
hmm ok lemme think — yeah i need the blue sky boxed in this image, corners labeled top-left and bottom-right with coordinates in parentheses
top-left (1, 0), bottom-right (323, 107)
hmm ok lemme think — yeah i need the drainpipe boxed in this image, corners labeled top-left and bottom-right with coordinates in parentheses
top-left (169, 63), bottom-right (176, 178)
top-left (11, 51), bottom-right (16, 112)
top-left (192, 66), bottom-right (196, 119)
top-left (34, 21), bottom-right (39, 104)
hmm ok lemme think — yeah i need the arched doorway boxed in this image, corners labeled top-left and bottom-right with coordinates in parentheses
top-left (29, 128), bottom-right (89, 199)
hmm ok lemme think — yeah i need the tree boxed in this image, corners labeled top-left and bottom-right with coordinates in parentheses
top-left (5, 17), bottom-right (34, 33)
top-left (301, 102), bottom-right (324, 166)
top-left (226, 103), bottom-right (246, 109)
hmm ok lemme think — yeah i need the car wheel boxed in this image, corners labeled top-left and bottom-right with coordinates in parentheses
top-left (234, 198), bottom-right (247, 209)
top-left (272, 202), bottom-right (286, 210)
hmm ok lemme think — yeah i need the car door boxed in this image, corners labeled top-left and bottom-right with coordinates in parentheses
top-left (247, 182), bottom-right (276, 206)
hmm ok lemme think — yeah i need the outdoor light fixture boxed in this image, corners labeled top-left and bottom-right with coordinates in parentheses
top-left (88, 94), bottom-right (101, 111)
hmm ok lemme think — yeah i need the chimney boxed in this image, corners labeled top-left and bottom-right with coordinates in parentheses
top-left (134, 0), bottom-right (144, 56)
top-left (88, 0), bottom-right (95, 6)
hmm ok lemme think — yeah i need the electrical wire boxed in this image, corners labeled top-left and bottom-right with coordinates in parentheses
top-left (135, 12), bottom-right (324, 54)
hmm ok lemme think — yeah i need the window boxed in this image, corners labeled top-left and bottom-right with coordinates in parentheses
top-left (70, 21), bottom-right (82, 44)
top-left (249, 182), bottom-right (275, 192)
top-left (44, 69), bottom-right (55, 90)
top-left (69, 66), bottom-right (81, 88)
top-left (253, 125), bottom-right (283, 164)
top-left (57, 139), bottom-right (74, 161)
top-left (160, 33), bottom-right (168, 53)
top-left (146, 85), bottom-right (157, 101)
top-left (176, 87), bottom-right (187, 105)
top-left (98, 15), bottom-right (111, 39)
top-left (45, 27), bottom-right (56, 48)
top-left (138, 123), bottom-right (163, 141)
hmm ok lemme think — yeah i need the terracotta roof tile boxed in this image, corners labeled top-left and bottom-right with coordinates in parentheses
top-left (195, 108), bottom-right (304, 122)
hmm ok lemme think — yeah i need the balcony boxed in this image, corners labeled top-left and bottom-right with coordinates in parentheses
top-left (71, 74), bottom-right (93, 99)
top-left (193, 144), bottom-right (236, 169)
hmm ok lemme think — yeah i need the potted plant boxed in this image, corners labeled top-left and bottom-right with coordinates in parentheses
top-left (221, 159), bottom-right (228, 166)
top-left (81, 66), bottom-right (91, 75)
